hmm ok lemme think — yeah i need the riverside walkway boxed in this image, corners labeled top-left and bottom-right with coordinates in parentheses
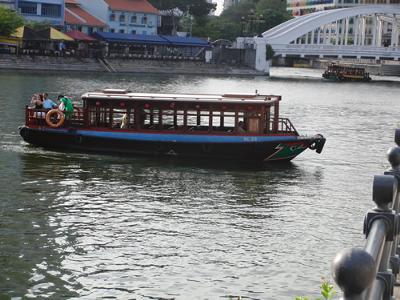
top-left (332, 130), bottom-right (400, 299)
top-left (0, 54), bottom-right (263, 76)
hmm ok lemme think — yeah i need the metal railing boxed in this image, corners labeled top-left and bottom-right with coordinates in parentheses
top-left (331, 130), bottom-right (400, 300)
top-left (268, 118), bottom-right (298, 134)
top-left (25, 106), bottom-right (84, 127)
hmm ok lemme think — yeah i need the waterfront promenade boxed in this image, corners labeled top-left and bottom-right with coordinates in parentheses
top-left (0, 54), bottom-right (263, 76)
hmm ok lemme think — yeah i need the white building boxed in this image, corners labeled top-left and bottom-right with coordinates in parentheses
top-left (77, 0), bottom-right (160, 35)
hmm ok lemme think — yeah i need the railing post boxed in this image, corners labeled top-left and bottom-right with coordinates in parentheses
top-left (385, 146), bottom-right (400, 281)
top-left (332, 248), bottom-right (375, 299)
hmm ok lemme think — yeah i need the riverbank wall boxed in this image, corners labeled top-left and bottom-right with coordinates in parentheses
top-left (0, 54), bottom-right (264, 76)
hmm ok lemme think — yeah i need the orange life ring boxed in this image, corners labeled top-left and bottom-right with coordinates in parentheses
top-left (45, 109), bottom-right (65, 128)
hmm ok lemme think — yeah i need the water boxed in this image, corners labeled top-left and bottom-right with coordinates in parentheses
top-left (1, 69), bottom-right (399, 299)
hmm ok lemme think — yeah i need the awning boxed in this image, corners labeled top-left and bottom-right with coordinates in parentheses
top-left (93, 32), bottom-right (166, 45)
top-left (10, 26), bottom-right (41, 40)
top-left (10, 26), bottom-right (74, 41)
top-left (93, 32), bottom-right (210, 47)
top-left (161, 35), bottom-right (210, 47)
top-left (0, 36), bottom-right (20, 46)
top-left (37, 28), bottom-right (74, 41)
top-left (65, 30), bottom-right (96, 42)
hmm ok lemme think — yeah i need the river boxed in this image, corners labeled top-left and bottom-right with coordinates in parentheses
top-left (0, 68), bottom-right (399, 299)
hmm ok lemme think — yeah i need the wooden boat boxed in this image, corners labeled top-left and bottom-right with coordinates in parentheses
top-left (322, 63), bottom-right (371, 82)
top-left (19, 89), bottom-right (326, 163)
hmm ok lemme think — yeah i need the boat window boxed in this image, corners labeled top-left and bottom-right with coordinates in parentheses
top-left (161, 109), bottom-right (175, 128)
top-left (111, 108), bottom-right (133, 129)
top-left (89, 106), bottom-right (111, 128)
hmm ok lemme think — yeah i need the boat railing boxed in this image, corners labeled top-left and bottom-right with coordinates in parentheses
top-left (269, 118), bottom-right (298, 135)
top-left (25, 106), bottom-right (85, 127)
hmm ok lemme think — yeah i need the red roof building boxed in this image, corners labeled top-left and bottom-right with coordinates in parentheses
top-left (72, 0), bottom-right (160, 35)
top-left (104, 0), bottom-right (159, 14)
top-left (65, 0), bottom-right (107, 35)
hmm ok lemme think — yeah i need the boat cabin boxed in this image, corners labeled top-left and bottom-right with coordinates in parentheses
top-left (26, 89), bottom-right (298, 136)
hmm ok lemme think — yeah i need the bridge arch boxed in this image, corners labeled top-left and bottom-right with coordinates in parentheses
top-left (263, 5), bottom-right (400, 46)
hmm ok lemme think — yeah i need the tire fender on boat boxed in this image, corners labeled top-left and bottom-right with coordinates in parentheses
top-left (19, 126), bottom-right (29, 139)
top-left (45, 109), bottom-right (65, 128)
top-left (309, 134), bottom-right (326, 154)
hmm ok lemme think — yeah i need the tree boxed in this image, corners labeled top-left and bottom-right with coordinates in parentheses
top-left (0, 7), bottom-right (24, 36)
top-left (24, 21), bottom-right (52, 31)
top-left (200, 17), bottom-right (241, 41)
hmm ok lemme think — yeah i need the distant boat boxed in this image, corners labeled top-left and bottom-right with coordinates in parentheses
top-left (19, 89), bottom-right (326, 164)
top-left (322, 63), bottom-right (371, 82)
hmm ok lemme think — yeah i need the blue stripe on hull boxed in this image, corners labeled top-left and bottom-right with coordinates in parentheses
top-left (45, 128), bottom-right (299, 144)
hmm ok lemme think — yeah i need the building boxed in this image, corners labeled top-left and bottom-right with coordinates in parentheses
top-left (65, 0), bottom-right (107, 35)
top-left (17, 0), bottom-right (64, 26)
top-left (287, 0), bottom-right (400, 16)
top-left (0, 0), bottom-right (16, 10)
top-left (77, 0), bottom-right (160, 35)
top-left (223, 0), bottom-right (240, 11)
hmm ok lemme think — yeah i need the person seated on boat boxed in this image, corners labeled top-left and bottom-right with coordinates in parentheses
top-left (31, 93), bottom-right (45, 118)
top-left (236, 121), bottom-right (246, 133)
top-left (57, 95), bottom-right (74, 119)
top-left (120, 113), bottom-right (128, 129)
top-left (31, 93), bottom-right (43, 109)
top-left (42, 93), bottom-right (57, 109)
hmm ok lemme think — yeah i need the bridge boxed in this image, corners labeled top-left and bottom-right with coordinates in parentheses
top-left (250, 5), bottom-right (400, 72)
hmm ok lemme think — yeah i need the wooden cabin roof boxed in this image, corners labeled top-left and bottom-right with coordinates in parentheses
top-left (82, 89), bottom-right (281, 105)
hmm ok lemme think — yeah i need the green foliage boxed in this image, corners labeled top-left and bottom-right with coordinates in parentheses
top-left (198, 17), bottom-right (240, 41)
top-left (151, 0), bottom-right (291, 40)
top-left (266, 44), bottom-right (275, 60)
top-left (296, 279), bottom-right (336, 300)
top-left (24, 21), bottom-right (52, 30)
top-left (0, 7), bottom-right (24, 36)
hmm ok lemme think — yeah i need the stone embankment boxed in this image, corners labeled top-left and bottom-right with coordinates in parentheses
top-left (0, 54), bottom-right (264, 76)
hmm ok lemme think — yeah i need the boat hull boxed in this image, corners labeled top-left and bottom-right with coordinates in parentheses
top-left (322, 73), bottom-right (371, 82)
top-left (19, 126), bottom-right (325, 163)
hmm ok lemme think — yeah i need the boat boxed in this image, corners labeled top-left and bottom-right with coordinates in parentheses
top-left (19, 89), bottom-right (326, 163)
top-left (322, 63), bottom-right (371, 82)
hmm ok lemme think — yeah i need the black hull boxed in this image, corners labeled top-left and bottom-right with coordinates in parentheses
top-left (19, 127), bottom-right (324, 163)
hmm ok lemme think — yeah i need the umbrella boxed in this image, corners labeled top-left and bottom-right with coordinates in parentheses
top-left (36, 27), bottom-right (74, 41)
top-left (65, 30), bottom-right (96, 42)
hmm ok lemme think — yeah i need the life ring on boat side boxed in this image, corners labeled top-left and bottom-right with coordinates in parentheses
top-left (45, 109), bottom-right (65, 128)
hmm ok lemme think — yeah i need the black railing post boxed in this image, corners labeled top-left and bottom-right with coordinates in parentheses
top-left (331, 130), bottom-right (400, 299)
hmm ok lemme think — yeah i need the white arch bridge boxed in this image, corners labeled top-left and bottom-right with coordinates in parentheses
top-left (251, 5), bottom-right (400, 72)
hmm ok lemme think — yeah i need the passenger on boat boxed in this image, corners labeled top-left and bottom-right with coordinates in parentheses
top-left (42, 93), bottom-right (57, 109)
top-left (31, 93), bottom-right (45, 118)
top-left (31, 93), bottom-right (43, 109)
top-left (237, 121), bottom-right (246, 133)
top-left (120, 113), bottom-right (128, 129)
top-left (57, 95), bottom-right (74, 119)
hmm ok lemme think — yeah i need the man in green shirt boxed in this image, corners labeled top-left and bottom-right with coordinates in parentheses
top-left (57, 95), bottom-right (74, 119)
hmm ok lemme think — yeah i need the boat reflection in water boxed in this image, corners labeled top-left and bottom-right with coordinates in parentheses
top-left (19, 89), bottom-right (326, 164)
